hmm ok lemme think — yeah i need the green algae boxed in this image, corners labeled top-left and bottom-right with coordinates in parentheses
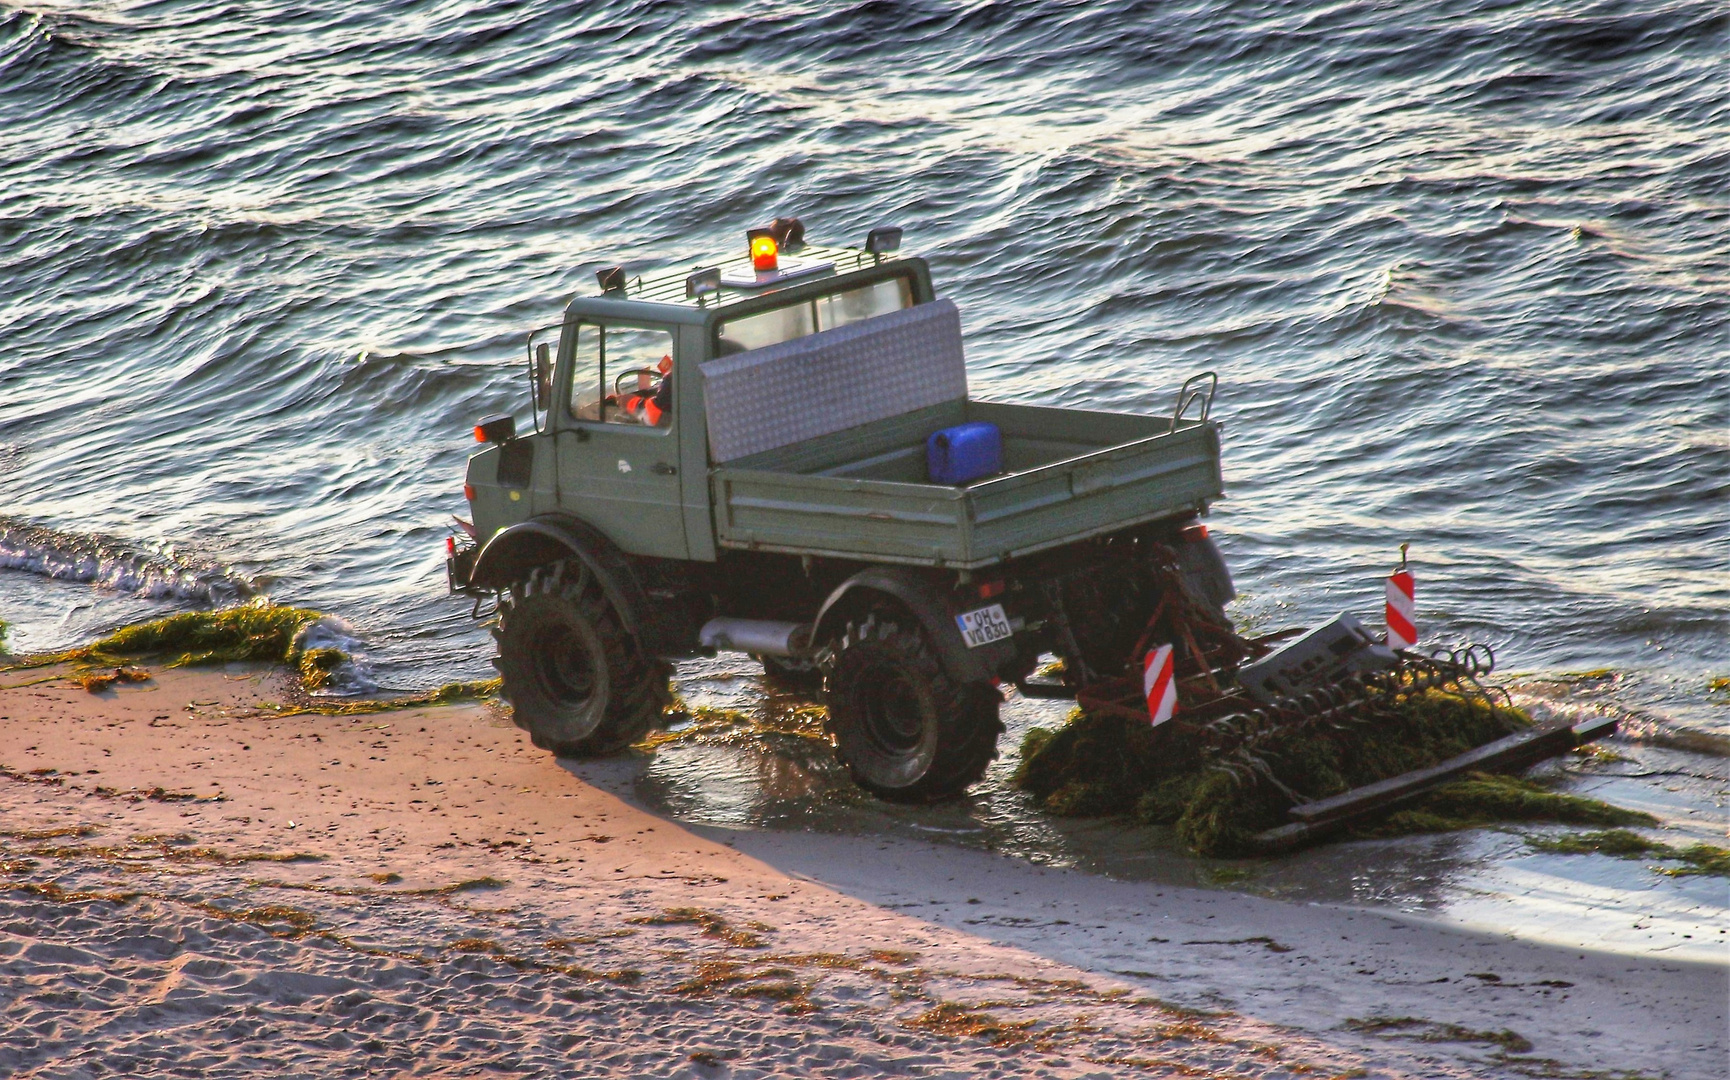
top-left (1353, 773), bottom-right (1655, 838)
top-left (265, 678), bottom-right (503, 717)
top-left (1345, 1016), bottom-right (1533, 1054)
top-left (4, 604), bottom-right (338, 688)
top-left (1556, 668), bottom-right (1619, 681)
top-left (88, 604), bottom-right (327, 667)
top-left (1528, 829), bottom-right (1729, 878)
top-left (74, 665), bottom-right (152, 694)
top-left (296, 646), bottom-right (348, 690)
top-left (0, 605), bottom-right (507, 710)
top-left (636, 703), bottom-right (829, 752)
top-left (1011, 689), bottom-right (1644, 856)
top-left (1010, 708), bottom-right (1160, 818)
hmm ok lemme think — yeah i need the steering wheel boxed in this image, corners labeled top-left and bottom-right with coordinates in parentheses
top-left (614, 368), bottom-right (664, 398)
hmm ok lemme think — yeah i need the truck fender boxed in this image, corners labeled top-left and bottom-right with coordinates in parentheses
top-left (811, 566), bottom-right (1000, 686)
top-left (469, 515), bottom-right (653, 646)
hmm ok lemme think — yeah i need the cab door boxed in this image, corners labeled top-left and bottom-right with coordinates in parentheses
top-left (555, 321), bottom-right (688, 559)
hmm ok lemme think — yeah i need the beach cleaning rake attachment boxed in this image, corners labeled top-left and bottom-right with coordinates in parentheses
top-left (1056, 552), bottom-right (1620, 849)
top-left (1196, 644), bottom-right (1501, 798)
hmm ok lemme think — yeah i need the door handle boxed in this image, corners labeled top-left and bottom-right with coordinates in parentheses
top-left (652, 462), bottom-right (677, 475)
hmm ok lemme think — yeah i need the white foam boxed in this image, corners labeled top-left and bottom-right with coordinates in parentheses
top-left (0, 518), bottom-right (256, 606)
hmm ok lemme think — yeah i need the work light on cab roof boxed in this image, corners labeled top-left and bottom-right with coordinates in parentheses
top-left (748, 228), bottom-right (778, 271)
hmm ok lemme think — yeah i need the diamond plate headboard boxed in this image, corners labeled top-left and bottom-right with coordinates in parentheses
top-left (701, 298), bottom-right (969, 463)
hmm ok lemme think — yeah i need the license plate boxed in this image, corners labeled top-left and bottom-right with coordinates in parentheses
top-left (955, 603), bottom-right (1012, 648)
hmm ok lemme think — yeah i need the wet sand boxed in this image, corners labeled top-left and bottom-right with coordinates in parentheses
top-left (2, 664), bottom-right (1723, 1078)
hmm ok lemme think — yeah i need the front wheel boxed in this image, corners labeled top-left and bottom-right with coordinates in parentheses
top-left (493, 561), bottom-right (670, 756)
top-left (823, 610), bottom-right (1002, 802)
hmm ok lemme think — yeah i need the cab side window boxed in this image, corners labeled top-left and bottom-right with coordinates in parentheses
top-left (569, 324), bottom-right (676, 428)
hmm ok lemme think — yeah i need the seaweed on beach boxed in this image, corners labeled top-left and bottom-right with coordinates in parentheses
top-left (1012, 689), bottom-right (1632, 856)
top-left (636, 703), bottom-right (828, 752)
top-left (266, 679), bottom-right (503, 716)
top-left (0, 604), bottom-right (511, 708)
top-left (1528, 829), bottom-right (1729, 878)
top-left (85, 604), bottom-right (326, 667)
top-left (904, 1002), bottom-right (1038, 1047)
top-left (4, 604), bottom-right (339, 689)
top-left (1354, 774), bottom-right (1654, 838)
top-left (74, 666), bottom-right (151, 693)
top-left (1345, 1016), bottom-right (1533, 1054)
top-left (629, 907), bottom-right (774, 948)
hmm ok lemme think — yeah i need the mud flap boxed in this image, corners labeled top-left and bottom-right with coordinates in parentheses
top-left (812, 566), bottom-right (1014, 686)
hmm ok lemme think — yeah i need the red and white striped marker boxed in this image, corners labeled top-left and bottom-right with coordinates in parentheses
top-left (1143, 643), bottom-right (1177, 727)
top-left (1386, 544), bottom-right (1416, 649)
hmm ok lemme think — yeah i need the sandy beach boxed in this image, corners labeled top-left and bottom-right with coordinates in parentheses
top-left (0, 663), bottom-right (1721, 1079)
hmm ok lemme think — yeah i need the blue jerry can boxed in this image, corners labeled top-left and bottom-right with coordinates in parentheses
top-left (926, 421), bottom-right (1003, 485)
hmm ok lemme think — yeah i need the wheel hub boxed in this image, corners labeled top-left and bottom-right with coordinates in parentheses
top-left (859, 669), bottom-right (925, 754)
top-left (533, 623), bottom-right (598, 708)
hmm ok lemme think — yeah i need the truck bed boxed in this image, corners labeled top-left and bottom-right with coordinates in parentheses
top-left (710, 400), bottom-right (1223, 569)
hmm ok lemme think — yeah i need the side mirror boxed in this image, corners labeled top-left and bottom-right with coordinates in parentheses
top-left (534, 342), bottom-right (552, 410)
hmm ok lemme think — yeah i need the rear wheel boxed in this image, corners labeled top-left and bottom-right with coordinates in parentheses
top-left (824, 609), bottom-right (1002, 801)
top-left (493, 561), bottom-right (670, 756)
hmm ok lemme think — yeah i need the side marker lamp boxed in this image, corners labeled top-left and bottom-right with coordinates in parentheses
top-left (474, 414), bottom-right (516, 443)
top-left (864, 225), bottom-right (902, 256)
top-left (748, 228), bottom-right (778, 272)
top-left (686, 266), bottom-right (721, 300)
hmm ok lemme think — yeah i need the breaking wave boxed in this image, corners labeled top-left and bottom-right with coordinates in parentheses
top-left (0, 517), bottom-right (258, 607)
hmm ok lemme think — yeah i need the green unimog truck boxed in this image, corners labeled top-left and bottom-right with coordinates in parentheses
top-left (448, 222), bottom-right (1234, 801)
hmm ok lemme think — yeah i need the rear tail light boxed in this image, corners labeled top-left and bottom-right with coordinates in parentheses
top-left (445, 536), bottom-right (456, 556)
top-left (977, 579), bottom-right (1006, 599)
top-left (1182, 521), bottom-right (1210, 542)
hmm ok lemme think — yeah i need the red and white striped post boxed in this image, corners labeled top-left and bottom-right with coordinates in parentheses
top-left (1143, 643), bottom-right (1177, 727)
top-left (1386, 543), bottom-right (1416, 650)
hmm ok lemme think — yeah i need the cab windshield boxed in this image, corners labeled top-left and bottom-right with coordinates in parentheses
top-left (716, 275), bottom-right (913, 355)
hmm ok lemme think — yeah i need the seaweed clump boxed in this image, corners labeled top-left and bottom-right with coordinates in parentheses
top-left (1529, 829), bottom-right (1729, 878)
top-left (89, 605), bottom-right (326, 667)
top-left (268, 678), bottom-right (503, 717)
top-left (296, 646), bottom-right (349, 690)
top-left (1012, 689), bottom-right (1628, 856)
top-left (637, 703), bottom-right (828, 752)
top-left (6, 604), bottom-right (358, 696)
top-left (1011, 710), bottom-right (1163, 817)
top-left (75, 666), bottom-right (152, 694)
top-left (1355, 773), bottom-right (1654, 837)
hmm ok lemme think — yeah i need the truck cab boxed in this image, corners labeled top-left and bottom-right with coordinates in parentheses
top-left (463, 239), bottom-right (933, 562)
